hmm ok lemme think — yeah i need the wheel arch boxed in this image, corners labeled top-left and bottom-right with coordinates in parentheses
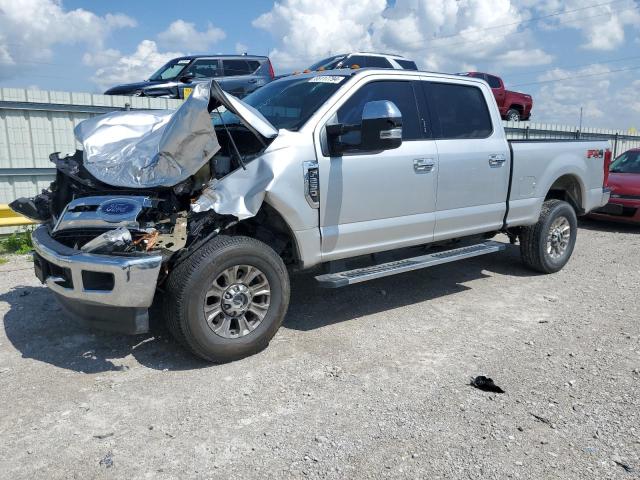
top-left (544, 174), bottom-right (585, 214)
top-left (230, 202), bottom-right (302, 267)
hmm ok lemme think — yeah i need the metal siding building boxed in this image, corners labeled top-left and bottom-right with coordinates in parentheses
top-left (0, 88), bottom-right (182, 205)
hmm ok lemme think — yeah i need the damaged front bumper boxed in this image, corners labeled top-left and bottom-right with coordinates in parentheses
top-left (32, 225), bottom-right (162, 334)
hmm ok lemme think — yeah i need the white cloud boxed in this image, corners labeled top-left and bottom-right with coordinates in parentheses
top-left (531, 64), bottom-right (615, 125)
top-left (90, 40), bottom-right (183, 91)
top-left (0, 0), bottom-right (135, 77)
top-left (495, 49), bottom-right (553, 67)
top-left (235, 42), bottom-right (249, 55)
top-left (157, 20), bottom-right (225, 52)
top-left (252, 0), bottom-right (551, 73)
top-left (252, 0), bottom-right (385, 70)
top-left (82, 48), bottom-right (121, 68)
top-left (529, 0), bottom-right (640, 51)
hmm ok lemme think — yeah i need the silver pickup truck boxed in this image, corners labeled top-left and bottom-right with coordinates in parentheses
top-left (12, 69), bottom-right (611, 362)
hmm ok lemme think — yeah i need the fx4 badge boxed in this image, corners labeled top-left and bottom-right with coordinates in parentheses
top-left (587, 149), bottom-right (604, 159)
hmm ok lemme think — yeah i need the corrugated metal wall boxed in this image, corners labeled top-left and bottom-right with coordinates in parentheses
top-left (503, 120), bottom-right (640, 156)
top-left (0, 88), bottom-right (182, 204)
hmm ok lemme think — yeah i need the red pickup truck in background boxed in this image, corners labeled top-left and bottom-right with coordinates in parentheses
top-left (460, 72), bottom-right (533, 122)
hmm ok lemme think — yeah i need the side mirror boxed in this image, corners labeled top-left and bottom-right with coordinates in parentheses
top-left (326, 100), bottom-right (403, 156)
top-left (179, 73), bottom-right (195, 83)
top-left (360, 100), bottom-right (402, 151)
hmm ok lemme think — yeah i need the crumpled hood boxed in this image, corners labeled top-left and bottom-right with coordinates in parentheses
top-left (74, 80), bottom-right (278, 189)
top-left (75, 82), bottom-right (220, 188)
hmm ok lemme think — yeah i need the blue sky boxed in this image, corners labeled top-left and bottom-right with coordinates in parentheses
top-left (1, 0), bottom-right (639, 129)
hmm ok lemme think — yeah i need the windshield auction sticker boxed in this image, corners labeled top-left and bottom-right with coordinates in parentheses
top-left (309, 76), bottom-right (345, 84)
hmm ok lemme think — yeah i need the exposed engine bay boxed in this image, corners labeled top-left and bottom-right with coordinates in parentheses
top-left (9, 80), bottom-right (284, 272)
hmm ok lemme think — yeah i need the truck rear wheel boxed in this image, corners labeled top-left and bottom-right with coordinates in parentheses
top-left (165, 235), bottom-right (290, 362)
top-left (519, 199), bottom-right (577, 274)
top-left (506, 109), bottom-right (521, 122)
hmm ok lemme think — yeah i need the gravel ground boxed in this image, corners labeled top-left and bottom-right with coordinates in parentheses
top-left (0, 219), bottom-right (638, 480)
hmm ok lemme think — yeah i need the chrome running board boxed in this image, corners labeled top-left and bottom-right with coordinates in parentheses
top-left (315, 241), bottom-right (506, 288)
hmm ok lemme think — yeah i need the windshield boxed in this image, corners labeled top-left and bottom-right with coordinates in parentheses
top-left (213, 76), bottom-right (347, 131)
top-left (610, 150), bottom-right (640, 174)
top-left (308, 55), bottom-right (346, 71)
top-left (149, 59), bottom-right (191, 81)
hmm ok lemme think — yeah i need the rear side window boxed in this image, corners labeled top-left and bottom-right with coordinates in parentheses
top-left (424, 82), bottom-right (493, 139)
top-left (337, 80), bottom-right (422, 141)
top-left (486, 75), bottom-right (502, 89)
top-left (187, 59), bottom-right (221, 78)
top-left (247, 60), bottom-right (261, 72)
top-left (397, 59), bottom-right (418, 70)
top-left (366, 56), bottom-right (393, 68)
top-left (223, 59), bottom-right (251, 76)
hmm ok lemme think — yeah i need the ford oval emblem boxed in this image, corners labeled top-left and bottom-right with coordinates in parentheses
top-left (98, 199), bottom-right (138, 222)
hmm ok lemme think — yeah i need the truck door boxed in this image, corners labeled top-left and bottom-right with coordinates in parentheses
top-left (419, 80), bottom-right (510, 241)
top-left (315, 78), bottom-right (438, 261)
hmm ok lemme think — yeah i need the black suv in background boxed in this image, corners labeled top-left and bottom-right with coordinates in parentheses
top-left (104, 55), bottom-right (275, 99)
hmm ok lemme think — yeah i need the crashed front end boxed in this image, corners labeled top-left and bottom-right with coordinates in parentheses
top-left (12, 81), bottom-right (278, 334)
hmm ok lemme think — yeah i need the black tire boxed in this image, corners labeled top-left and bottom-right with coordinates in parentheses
top-left (506, 109), bottom-right (521, 122)
top-left (165, 235), bottom-right (290, 362)
top-left (519, 199), bottom-right (577, 274)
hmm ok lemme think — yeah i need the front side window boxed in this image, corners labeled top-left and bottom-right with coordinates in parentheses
top-left (610, 150), bottom-right (640, 173)
top-left (149, 59), bottom-right (190, 81)
top-left (187, 59), bottom-right (221, 79)
top-left (425, 82), bottom-right (493, 139)
top-left (336, 80), bottom-right (422, 142)
top-left (341, 55), bottom-right (368, 69)
top-left (308, 55), bottom-right (346, 71)
top-left (223, 59), bottom-right (251, 76)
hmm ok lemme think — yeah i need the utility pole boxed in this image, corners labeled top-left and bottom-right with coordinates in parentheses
top-left (579, 107), bottom-right (583, 131)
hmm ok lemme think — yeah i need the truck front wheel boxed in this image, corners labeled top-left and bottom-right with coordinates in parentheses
top-left (165, 235), bottom-right (290, 362)
top-left (519, 199), bottom-right (577, 274)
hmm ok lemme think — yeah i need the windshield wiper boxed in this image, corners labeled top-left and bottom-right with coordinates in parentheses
top-left (215, 110), bottom-right (246, 171)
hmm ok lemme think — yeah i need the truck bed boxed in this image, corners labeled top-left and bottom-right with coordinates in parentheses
top-left (506, 139), bottom-right (610, 228)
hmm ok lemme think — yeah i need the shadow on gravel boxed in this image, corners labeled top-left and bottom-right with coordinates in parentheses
top-left (285, 243), bottom-right (536, 331)
top-left (2, 244), bottom-right (535, 371)
top-left (578, 217), bottom-right (639, 234)
top-left (0, 286), bottom-right (208, 373)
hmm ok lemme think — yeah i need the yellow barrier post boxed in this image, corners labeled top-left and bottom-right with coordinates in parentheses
top-left (0, 204), bottom-right (37, 227)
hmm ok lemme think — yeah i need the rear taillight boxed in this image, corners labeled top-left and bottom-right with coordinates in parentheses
top-left (267, 60), bottom-right (275, 79)
top-left (603, 149), bottom-right (612, 187)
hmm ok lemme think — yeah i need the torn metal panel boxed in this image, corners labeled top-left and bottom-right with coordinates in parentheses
top-left (74, 82), bottom-right (220, 188)
top-left (191, 148), bottom-right (287, 220)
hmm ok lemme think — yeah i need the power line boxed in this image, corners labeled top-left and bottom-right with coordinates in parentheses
top-left (511, 65), bottom-right (640, 87)
top-left (425, 0), bottom-right (628, 42)
top-left (400, 0), bottom-right (634, 50)
top-left (505, 54), bottom-right (640, 78)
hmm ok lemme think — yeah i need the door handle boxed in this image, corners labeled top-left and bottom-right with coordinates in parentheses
top-left (413, 158), bottom-right (435, 173)
top-left (488, 154), bottom-right (506, 168)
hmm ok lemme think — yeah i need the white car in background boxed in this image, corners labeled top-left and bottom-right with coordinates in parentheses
top-left (306, 52), bottom-right (418, 71)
